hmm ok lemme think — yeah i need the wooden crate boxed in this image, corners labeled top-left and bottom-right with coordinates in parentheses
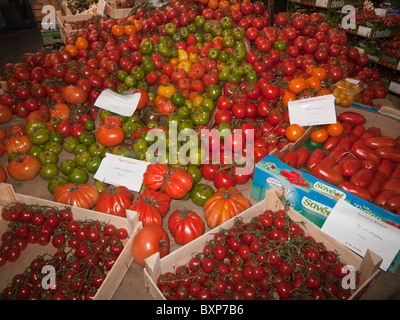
top-left (106, 0), bottom-right (134, 19)
top-left (143, 188), bottom-right (382, 300)
top-left (56, 10), bottom-right (95, 44)
top-left (0, 183), bottom-right (139, 300)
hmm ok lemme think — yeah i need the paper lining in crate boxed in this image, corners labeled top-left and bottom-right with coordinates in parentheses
top-left (143, 187), bottom-right (382, 300)
top-left (0, 183), bottom-right (139, 300)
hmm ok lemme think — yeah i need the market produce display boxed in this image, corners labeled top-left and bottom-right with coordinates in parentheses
top-left (0, 0), bottom-right (399, 300)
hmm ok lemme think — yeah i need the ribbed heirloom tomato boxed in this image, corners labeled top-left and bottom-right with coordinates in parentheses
top-left (95, 185), bottom-right (134, 217)
top-left (168, 209), bottom-right (205, 245)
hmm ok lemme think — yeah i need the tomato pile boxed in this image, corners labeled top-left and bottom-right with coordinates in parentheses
top-left (379, 35), bottom-right (400, 58)
top-left (156, 208), bottom-right (355, 300)
top-left (0, 202), bottom-right (128, 300)
top-left (281, 111), bottom-right (400, 218)
top-left (355, 9), bottom-right (400, 27)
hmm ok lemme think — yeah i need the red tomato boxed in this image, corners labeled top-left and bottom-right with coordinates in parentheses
top-left (131, 225), bottom-right (170, 268)
top-left (96, 124), bottom-right (125, 147)
top-left (168, 209), bottom-right (205, 245)
top-left (7, 155), bottom-right (40, 181)
top-left (62, 85), bottom-right (88, 104)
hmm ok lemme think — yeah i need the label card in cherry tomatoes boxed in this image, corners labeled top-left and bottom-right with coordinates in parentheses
top-left (94, 153), bottom-right (150, 192)
top-left (288, 94), bottom-right (336, 126)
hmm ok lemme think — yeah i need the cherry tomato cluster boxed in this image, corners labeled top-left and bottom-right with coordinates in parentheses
top-left (355, 9), bottom-right (400, 27)
top-left (379, 35), bottom-right (400, 58)
top-left (157, 208), bottom-right (355, 300)
top-left (0, 202), bottom-right (128, 300)
top-left (284, 111), bottom-right (400, 222)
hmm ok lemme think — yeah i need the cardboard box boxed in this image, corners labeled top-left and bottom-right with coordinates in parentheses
top-left (251, 104), bottom-right (400, 272)
top-left (0, 183), bottom-right (138, 300)
top-left (144, 188), bottom-right (382, 300)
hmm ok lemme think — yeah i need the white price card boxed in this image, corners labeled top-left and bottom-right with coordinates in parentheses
top-left (288, 94), bottom-right (336, 126)
top-left (94, 153), bottom-right (150, 192)
top-left (94, 89), bottom-right (141, 117)
top-left (357, 26), bottom-right (372, 37)
top-left (97, 0), bottom-right (106, 15)
top-left (321, 199), bottom-right (400, 271)
top-left (315, 0), bottom-right (328, 8)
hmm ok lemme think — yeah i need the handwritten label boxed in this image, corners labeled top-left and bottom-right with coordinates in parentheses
top-left (94, 89), bottom-right (141, 117)
top-left (94, 153), bottom-right (150, 192)
top-left (288, 94), bottom-right (336, 126)
top-left (321, 199), bottom-right (400, 271)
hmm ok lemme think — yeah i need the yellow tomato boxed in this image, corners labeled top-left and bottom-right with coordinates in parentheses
top-left (178, 49), bottom-right (189, 62)
top-left (189, 52), bottom-right (199, 62)
top-left (177, 61), bottom-right (191, 73)
top-left (193, 95), bottom-right (204, 107)
top-left (157, 83), bottom-right (176, 99)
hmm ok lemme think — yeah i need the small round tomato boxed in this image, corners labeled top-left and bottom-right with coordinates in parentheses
top-left (285, 124), bottom-right (304, 142)
top-left (310, 127), bottom-right (329, 143)
top-left (327, 122), bottom-right (344, 137)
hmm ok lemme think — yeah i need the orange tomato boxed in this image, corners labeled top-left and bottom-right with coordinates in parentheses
top-left (219, 0), bottom-right (230, 9)
top-left (282, 91), bottom-right (296, 107)
top-left (310, 128), bottom-right (329, 143)
top-left (133, 20), bottom-right (142, 32)
top-left (50, 103), bottom-right (71, 121)
top-left (289, 77), bottom-right (307, 94)
top-left (111, 24), bottom-right (124, 37)
top-left (65, 44), bottom-right (78, 57)
top-left (317, 88), bottom-right (332, 96)
top-left (305, 65), bottom-right (315, 75)
top-left (311, 67), bottom-right (328, 81)
top-left (75, 37), bottom-right (88, 50)
top-left (327, 122), bottom-right (344, 137)
top-left (285, 124), bottom-right (304, 142)
top-left (208, 0), bottom-right (219, 9)
top-left (306, 77), bottom-right (322, 92)
top-left (124, 24), bottom-right (136, 36)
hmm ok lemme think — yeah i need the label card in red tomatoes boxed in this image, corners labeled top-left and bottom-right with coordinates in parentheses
top-left (94, 153), bottom-right (150, 191)
top-left (94, 88), bottom-right (144, 117)
top-left (288, 94), bottom-right (336, 126)
top-left (321, 199), bottom-right (400, 271)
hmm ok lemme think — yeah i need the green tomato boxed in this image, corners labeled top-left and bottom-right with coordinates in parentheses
top-left (122, 120), bottom-right (139, 137)
top-left (245, 70), bottom-right (258, 83)
top-left (190, 106), bottom-right (211, 126)
top-left (171, 92), bottom-right (185, 107)
top-left (166, 113), bottom-right (181, 129)
top-left (232, 26), bottom-right (245, 40)
top-left (195, 15), bottom-right (205, 28)
top-left (88, 142), bottom-right (106, 158)
top-left (124, 75), bottom-right (137, 88)
top-left (232, 46), bottom-right (247, 62)
top-left (40, 162), bottom-right (59, 180)
top-left (28, 128), bottom-right (50, 145)
top-left (110, 145), bottom-right (130, 156)
top-left (186, 165), bottom-right (202, 184)
top-left (60, 159), bottom-right (77, 176)
top-left (206, 84), bottom-right (221, 101)
top-left (132, 138), bottom-right (148, 153)
top-left (207, 47), bottom-right (220, 60)
top-left (79, 131), bottom-right (96, 146)
top-left (75, 151), bottom-right (91, 167)
top-left (73, 143), bottom-right (88, 155)
top-left (218, 122), bottom-right (232, 140)
top-left (28, 145), bottom-right (43, 158)
top-left (131, 66), bottom-right (145, 81)
top-left (49, 131), bottom-right (63, 144)
top-left (203, 22), bottom-right (214, 34)
top-left (47, 175), bottom-right (69, 194)
top-left (84, 119), bottom-right (95, 131)
top-left (141, 59), bottom-right (155, 73)
top-left (211, 25), bottom-right (223, 37)
top-left (222, 35), bottom-right (236, 49)
top-left (180, 26), bottom-right (190, 40)
top-left (116, 70), bottom-right (128, 81)
top-left (219, 16), bottom-right (233, 30)
top-left (85, 156), bottom-right (102, 174)
top-left (176, 106), bottom-right (191, 120)
top-left (178, 119), bottom-right (195, 133)
top-left (202, 98), bottom-right (215, 111)
top-left (139, 38), bottom-right (154, 55)
top-left (164, 22), bottom-right (177, 35)
top-left (218, 50), bottom-right (230, 62)
top-left (191, 183), bottom-right (215, 206)
top-left (63, 136), bottom-right (80, 153)
top-left (44, 141), bottom-right (62, 154)
top-left (273, 40), bottom-right (287, 52)
top-left (68, 167), bottom-right (89, 184)
top-left (38, 150), bottom-right (58, 165)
